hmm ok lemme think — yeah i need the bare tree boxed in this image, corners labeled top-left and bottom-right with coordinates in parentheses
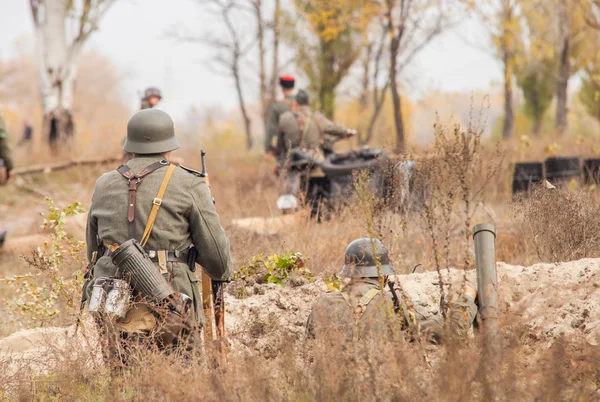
top-left (252, 0), bottom-right (281, 126)
top-left (178, 0), bottom-right (254, 149)
top-left (384, 0), bottom-right (447, 153)
top-left (363, 27), bottom-right (390, 144)
top-left (179, 0), bottom-right (283, 149)
top-left (29, 0), bottom-right (115, 149)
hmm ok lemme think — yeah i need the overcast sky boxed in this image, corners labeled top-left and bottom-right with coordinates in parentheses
top-left (0, 0), bottom-right (502, 121)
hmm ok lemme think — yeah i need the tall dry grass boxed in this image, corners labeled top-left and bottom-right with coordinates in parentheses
top-left (4, 109), bottom-right (600, 400)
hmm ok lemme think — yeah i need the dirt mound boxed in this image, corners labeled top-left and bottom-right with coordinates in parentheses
top-left (2, 259), bottom-right (599, 374)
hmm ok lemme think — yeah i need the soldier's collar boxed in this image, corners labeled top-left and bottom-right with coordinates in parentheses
top-left (348, 277), bottom-right (384, 287)
top-left (128, 154), bottom-right (168, 168)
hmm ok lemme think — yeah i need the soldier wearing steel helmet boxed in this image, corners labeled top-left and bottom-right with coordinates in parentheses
top-left (141, 87), bottom-right (162, 110)
top-left (306, 238), bottom-right (477, 342)
top-left (85, 109), bottom-right (232, 356)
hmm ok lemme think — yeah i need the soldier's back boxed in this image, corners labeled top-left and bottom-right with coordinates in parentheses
top-left (307, 280), bottom-right (395, 341)
top-left (92, 156), bottom-right (197, 250)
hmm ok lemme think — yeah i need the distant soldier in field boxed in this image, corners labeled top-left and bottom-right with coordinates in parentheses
top-left (276, 89), bottom-right (355, 215)
top-left (0, 111), bottom-right (13, 247)
top-left (306, 238), bottom-right (478, 343)
top-left (141, 87), bottom-right (162, 110)
top-left (123, 87), bottom-right (163, 163)
top-left (264, 75), bottom-right (295, 158)
top-left (86, 109), bottom-right (232, 361)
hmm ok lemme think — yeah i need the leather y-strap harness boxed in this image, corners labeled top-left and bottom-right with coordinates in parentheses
top-left (116, 160), bottom-right (169, 239)
top-left (341, 287), bottom-right (382, 341)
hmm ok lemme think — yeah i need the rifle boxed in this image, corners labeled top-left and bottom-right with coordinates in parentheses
top-left (199, 149), bottom-right (226, 342)
top-left (387, 279), bottom-right (401, 314)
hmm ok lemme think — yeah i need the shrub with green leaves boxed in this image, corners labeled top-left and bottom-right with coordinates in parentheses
top-left (2, 197), bottom-right (85, 327)
top-left (234, 251), bottom-right (313, 286)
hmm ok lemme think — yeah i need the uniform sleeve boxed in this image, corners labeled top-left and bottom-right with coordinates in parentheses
top-left (314, 113), bottom-right (350, 138)
top-left (188, 177), bottom-right (233, 280)
top-left (85, 192), bottom-right (99, 263)
top-left (0, 116), bottom-right (13, 172)
top-left (265, 104), bottom-right (278, 153)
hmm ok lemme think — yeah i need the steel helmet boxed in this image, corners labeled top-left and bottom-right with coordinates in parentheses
top-left (339, 238), bottom-right (393, 278)
top-left (123, 109), bottom-right (180, 154)
top-left (144, 87), bottom-right (162, 100)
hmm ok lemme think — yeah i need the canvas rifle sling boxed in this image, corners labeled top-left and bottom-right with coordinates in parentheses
top-left (140, 164), bottom-right (176, 247)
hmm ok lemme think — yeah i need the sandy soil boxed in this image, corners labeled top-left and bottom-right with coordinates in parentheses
top-left (2, 258), bottom-right (599, 374)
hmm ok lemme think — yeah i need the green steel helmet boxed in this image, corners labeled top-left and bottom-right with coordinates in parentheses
top-left (124, 109), bottom-right (180, 154)
top-left (295, 89), bottom-right (310, 106)
top-left (340, 238), bottom-right (393, 278)
top-left (144, 87), bottom-right (162, 100)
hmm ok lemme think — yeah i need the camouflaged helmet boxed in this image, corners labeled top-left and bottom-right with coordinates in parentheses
top-left (124, 109), bottom-right (180, 154)
top-left (340, 238), bottom-right (393, 278)
top-left (143, 87), bottom-right (162, 100)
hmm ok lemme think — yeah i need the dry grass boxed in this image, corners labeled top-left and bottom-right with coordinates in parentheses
top-left (3, 114), bottom-right (600, 400)
top-left (512, 186), bottom-right (600, 262)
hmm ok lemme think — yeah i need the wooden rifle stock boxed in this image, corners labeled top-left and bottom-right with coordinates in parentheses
top-left (199, 149), bottom-right (226, 342)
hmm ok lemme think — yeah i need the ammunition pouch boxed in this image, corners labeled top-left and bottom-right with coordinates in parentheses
top-left (111, 238), bottom-right (174, 303)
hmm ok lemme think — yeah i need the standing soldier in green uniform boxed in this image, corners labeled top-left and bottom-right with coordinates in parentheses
top-left (86, 109), bottom-right (232, 359)
top-left (123, 87), bottom-right (163, 163)
top-left (264, 75), bottom-right (295, 158)
top-left (276, 90), bottom-right (356, 215)
top-left (0, 111), bottom-right (13, 247)
top-left (306, 238), bottom-right (478, 342)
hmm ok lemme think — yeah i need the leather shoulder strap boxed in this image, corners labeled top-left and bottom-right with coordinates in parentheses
top-left (116, 160), bottom-right (169, 239)
top-left (117, 165), bottom-right (135, 180)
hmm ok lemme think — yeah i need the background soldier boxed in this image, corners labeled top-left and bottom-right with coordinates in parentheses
top-left (141, 87), bottom-right (162, 110)
top-left (86, 109), bottom-right (232, 359)
top-left (306, 238), bottom-right (478, 342)
top-left (276, 90), bottom-right (355, 216)
top-left (0, 111), bottom-right (13, 247)
top-left (264, 75), bottom-right (295, 158)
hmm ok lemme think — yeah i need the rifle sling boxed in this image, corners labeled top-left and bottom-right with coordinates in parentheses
top-left (140, 164), bottom-right (176, 247)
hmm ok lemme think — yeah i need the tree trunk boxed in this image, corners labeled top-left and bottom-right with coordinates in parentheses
top-left (268, 0), bottom-right (280, 103)
top-left (502, 62), bottom-right (514, 140)
top-left (360, 43), bottom-right (372, 109)
top-left (555, 37), bottom-right (570, 135)
top-left (365, 81), bottom-right (388, 144)
top-left (233, 59), bottom-right (252, 149)
top-left (319, 40), bottom-right (336, 119)
top-left (533, 115), bottom-right (542, 137)
top-left (390, 34), bottom-right (405, 153)
top-left (255, 0), bottom-right (269, 126)
top-left (38, 0), bottom-right (76, 147)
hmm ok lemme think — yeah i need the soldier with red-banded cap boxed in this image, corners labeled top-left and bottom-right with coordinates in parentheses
top-left (264, 75), bottom-right (295, 158)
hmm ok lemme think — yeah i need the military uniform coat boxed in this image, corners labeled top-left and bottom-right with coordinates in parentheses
top-left (277, 106), bottom-right (349, 158)
top-left (86, 154), bottom-right (232, 331)
top-left (306, 278), bottom-right (477, 342)
top-left (265, 95), bottom-right (294, 153)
